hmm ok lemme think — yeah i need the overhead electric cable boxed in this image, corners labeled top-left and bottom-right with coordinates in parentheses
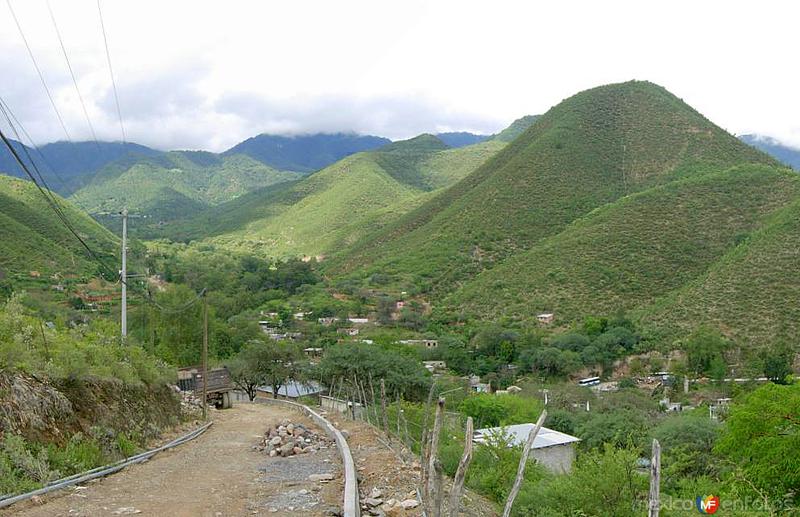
top-left (96, 0), bottom-right (126, 145)
top-left (6, 0), bottom-right (72, 141)
top-left (47, 0), bottom-right (101, 147)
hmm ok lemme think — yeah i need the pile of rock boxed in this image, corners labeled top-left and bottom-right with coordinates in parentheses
top-left (360, 487), bottom-right (420, 515)
top-left (257, 419), bottom-right (330, 457)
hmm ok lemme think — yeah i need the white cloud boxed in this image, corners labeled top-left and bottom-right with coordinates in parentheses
top-left (1, 0), bottom-right (798, 151)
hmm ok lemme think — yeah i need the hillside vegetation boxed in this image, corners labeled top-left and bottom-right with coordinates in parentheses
top-left (0, 174), bottom-right (117, 277)
top-left (168, 135), bottom-right (508, 258)
top-left (329, 81), bottom-right (777, 294)
top-left (70, 152), bottom-right (302, 221)
top-left (0, 140), bottom-right (160, 195)
top-left (223, 132), bottom-right (390, 172)
top-left (640, 195), bottom-right (800, 346)
top-left (444, 164), bottom-right (800, 342)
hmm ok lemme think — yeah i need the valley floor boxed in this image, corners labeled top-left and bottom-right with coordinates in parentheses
top-left (3, 403), bottom-right (344, 517)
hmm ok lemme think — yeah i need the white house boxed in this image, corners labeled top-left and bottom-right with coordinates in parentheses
top-left (473, 424), bottom-right (581, 474)
top-left (537, 313), bottom-right (555, 324)
top-left (348, 317), bottom-right (369, 324)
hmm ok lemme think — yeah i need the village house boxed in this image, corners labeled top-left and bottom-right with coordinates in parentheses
top-left (337, 327), bottom-right (360, 336)
top-left (473, 424), bottom-right (581, 474)
top-left (537, 312), bottom-right (555, 324)
top-left (303, 347), bottom-right (323, 359)
top-left (318, 317), bottom-right (337, 326)
top-left (398, 339), bottom-right (439, 348)
top-left (348, 317), bottom-right (369, 324)
top-left (422, 360), bottom-right (446, 373)
top-left (257, 381), bottom-right (323, 401)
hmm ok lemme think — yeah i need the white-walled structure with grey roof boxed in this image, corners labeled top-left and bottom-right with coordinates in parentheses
top-left (473, 424), bottom-right (580, 473)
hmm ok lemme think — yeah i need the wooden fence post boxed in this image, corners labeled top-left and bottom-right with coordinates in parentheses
top-left (449, 416), bottom-right (474, 517)
top-left (426, 397), bottom-right (446, 516)
top-left (380, 378), bottom-right (389, 434)
top-left (502, 409), bottom-right (547, 517)
top-left (649, 439), bottom-right (661, 517)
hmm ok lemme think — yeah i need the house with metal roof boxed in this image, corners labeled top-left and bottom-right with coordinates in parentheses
top-left (257, 381), bottom-right (323, 401)
top-left (473, 423), bottom-right (581, 473)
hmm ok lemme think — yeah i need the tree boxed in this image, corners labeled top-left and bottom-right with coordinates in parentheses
top-left (651, 415), bottom-right (720, 483)
top-left (315, 343), bottom-right (431, 401)
top-left (226, 340), bottom-right (303, 400)
top-left (684, 327), bottom-right (730, 377)
top-left (762, 344), bottom-right (794, 384)
top-left (715, 383), bottom-right (800, 503)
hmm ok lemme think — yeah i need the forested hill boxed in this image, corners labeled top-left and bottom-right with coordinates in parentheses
top-left (222, 133), bottom-right (391, 173)
top-left (0, 174), bottom-right (117, 277)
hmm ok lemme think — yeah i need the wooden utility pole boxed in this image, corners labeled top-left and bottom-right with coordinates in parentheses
top-left (38, 321), bottom-right (50, 361)
top-left (120, 208), bottom-right (127, 339)
top-left (202, 293), bottom-right (208, 421)
top-left (502, 409), bottom-right (547, 517)
top-left (649, 439), bottom-right (661, 517)
top-left (449, 416), bottom-right (474, 517)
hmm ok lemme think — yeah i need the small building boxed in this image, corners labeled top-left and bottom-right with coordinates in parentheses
top-left (396, 301), bottom-right (406, 310)
top-left (294, 311), bottom-right (311, 320)
top-left (472, 383), bottom-right (491, 393)
top-left (303, 347), bottom-right (323, 358)
top-left (358, 339), bottom-right (374, 345)
top-left (423, 361), bottom-right (446, 373)
top-left (318, 317), bottom-right (337, 326)
top-left (473, 424), bottom-right (581, 474)
top-left (257, 381), bottom-right (323, 401)
top-left (260, 311), bottom-right (279, 318)
top-left (337, 327), bottom-right (360, 336)
top-left (659, 398), bottom-right (683, 412)
top-left (537, 313), bottom-right (554, 324)
top-left (348, 317), bottom-right (369, 325)
top-left (29, 271), bottom-right (41, 278)
top-left (398, 339), bottom-right (438, 348)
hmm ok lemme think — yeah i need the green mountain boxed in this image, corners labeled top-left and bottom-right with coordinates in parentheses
top-left (0, 140), bottom-right (160, 195)
top-left (166, 135), bottom-right (507, 257)
top-left (329, 81), bottom-right (776, 293)
top-left (70, 152), bottom-right (303, 221)
top-left (0, 174), bottom-right (117, 277)
top-left (223, 133), bottom-right (391, 173)
top-left (639, 193), bottom-right (800, 347)
top-left (444, 164), bottom-right (800, 340)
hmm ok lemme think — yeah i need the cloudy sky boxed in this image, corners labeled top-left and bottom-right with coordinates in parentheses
top-left (1, 0), bottom-right (798, 151)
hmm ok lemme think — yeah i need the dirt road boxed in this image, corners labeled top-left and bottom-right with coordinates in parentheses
top-left (5, 403), bottom-right (343, 517)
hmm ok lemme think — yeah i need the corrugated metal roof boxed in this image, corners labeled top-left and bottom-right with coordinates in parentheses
top-left (258, 381), bottom-right (323, 398)
top-left (473, 424), bottom-right (580, 449)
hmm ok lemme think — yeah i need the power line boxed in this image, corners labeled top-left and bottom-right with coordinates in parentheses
top-left (0, 123), bottom-right (116, 278)
top-left (6, 0), bottom-right (72, 142)
top-left (46, 0), bottom-right (100, 148)
top-left (0, 97), bottom-right (92, 214)
top-left (96, 0), bottom-right (126, 145)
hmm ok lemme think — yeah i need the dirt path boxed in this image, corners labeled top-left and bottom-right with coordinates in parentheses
top-left (4, 403), bottom-right (343, 517)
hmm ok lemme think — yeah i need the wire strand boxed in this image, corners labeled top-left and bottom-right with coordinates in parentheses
top-left (46, 0), bottom-right (101, 148)
top-left (6, 0), bottom-right (72, 141)
top-left (96, 0), bottom-right (126, 145)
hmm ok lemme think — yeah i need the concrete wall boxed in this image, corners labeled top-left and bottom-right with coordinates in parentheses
top-left (529, 444), bottom-right (576, 474)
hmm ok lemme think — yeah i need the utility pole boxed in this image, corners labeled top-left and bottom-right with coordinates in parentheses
top-left (121, 208), bottom-right (127, 339)
top-left (202, 292), bottom-right (208, 421)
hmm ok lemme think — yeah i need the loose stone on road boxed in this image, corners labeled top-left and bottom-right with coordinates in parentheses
top-left (4, 403), bottom-right (343, 517)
